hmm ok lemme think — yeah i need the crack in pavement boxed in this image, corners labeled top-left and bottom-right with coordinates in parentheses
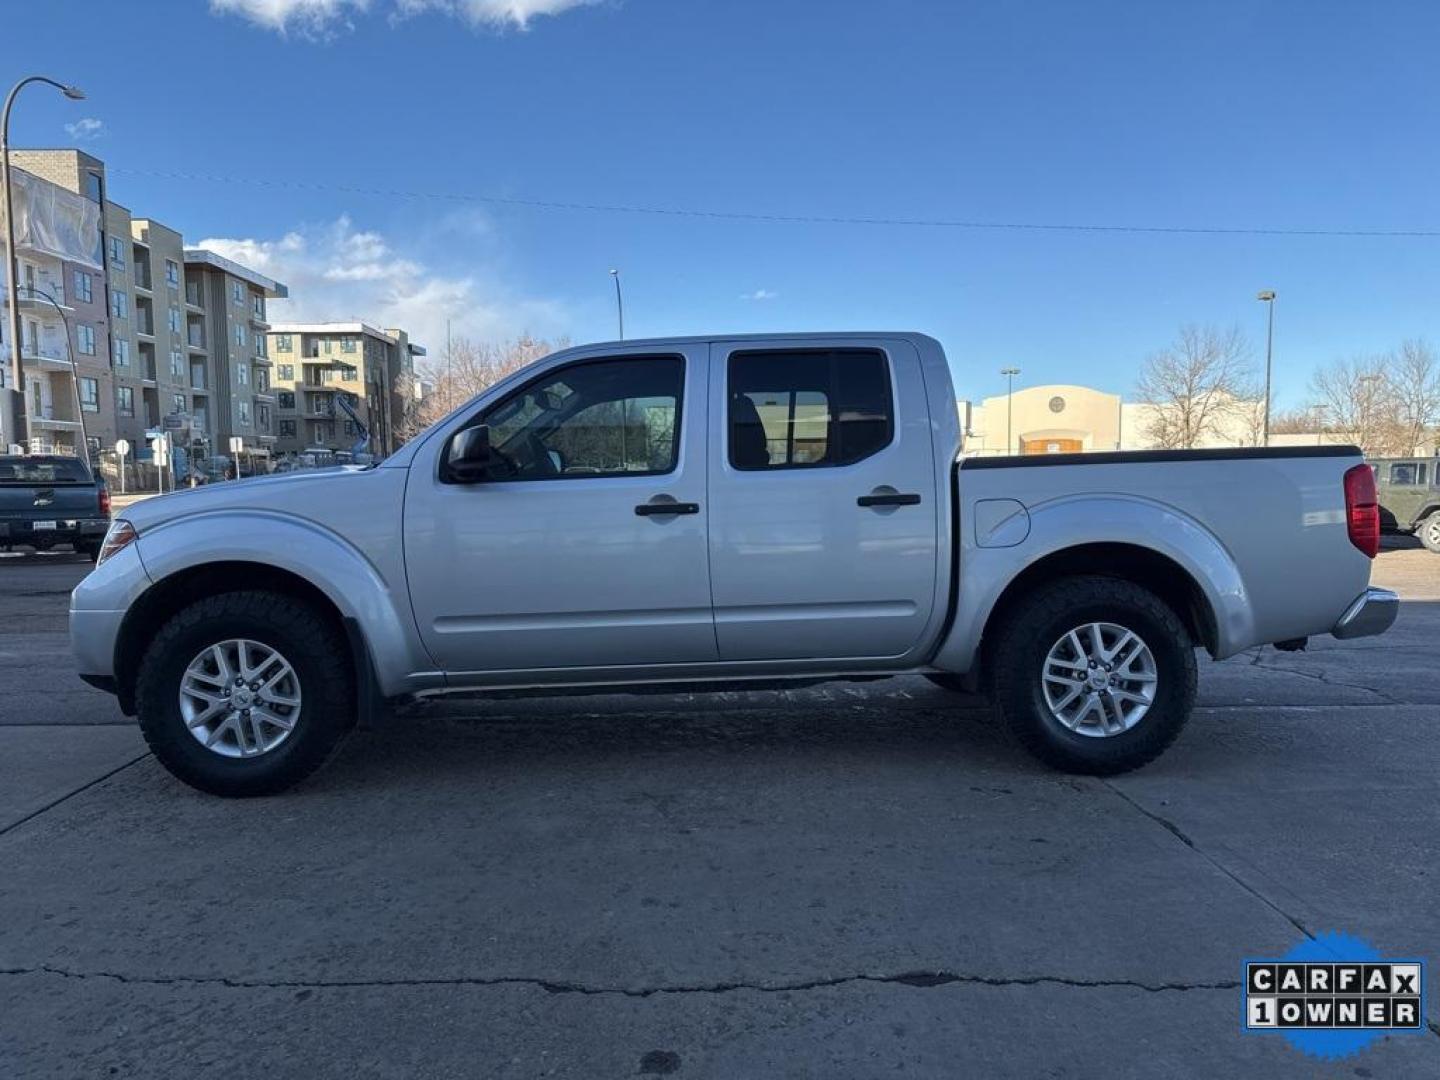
top-left (0, 963), bottom-right (1238, 997)
top-left (1245, 653), bottom-right (1406, 706)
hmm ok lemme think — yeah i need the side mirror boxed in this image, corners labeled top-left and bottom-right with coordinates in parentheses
top-left (446, 425), bottom-right (494, 483)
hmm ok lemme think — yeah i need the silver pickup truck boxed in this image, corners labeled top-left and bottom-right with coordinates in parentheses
top-left (71, 333), bottom-right (1397, 796)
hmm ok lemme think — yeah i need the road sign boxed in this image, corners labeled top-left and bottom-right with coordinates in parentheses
top-left (114, 438), bottom-right (130, 457)
top-left (163, 413), bottom-right (188, 431)
top-left (228, 436), bottom-right (245, 454)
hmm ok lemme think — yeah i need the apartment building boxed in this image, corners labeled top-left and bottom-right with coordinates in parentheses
top-left (0, 156), bottom-right (107, 455)
top-left (184, 250), bottom-right (288, 462)
top-left (267, 322), bottom-right (424, 459)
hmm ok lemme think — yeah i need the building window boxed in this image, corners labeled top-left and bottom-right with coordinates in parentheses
top-left (343, 420), bottom-right (355, 436)
top-left (312, 421), bottom-right (330, 443)
top-left (257, 404), bottom-right (271, 430)
top-left (277, 363), bottom-right (294, 381)
top-left (238, 401), bottom-right (252, 426)
top-left (77, 324), bottom-right (96, 356)
top-left (237, 362), bottom-right (249, 386)
top-left (78, 377), bottom-right (99, 412)
top-left (279, 419), bottom-right (296, 437)
top-left (112, 338), bottom-right (130, 366)
top-left (111, 290), bottom-right (129, 318)
top-left (116, 386), bottom-right (134, 417)
top-left (341, 365), bottom-right (357, 381)
top-left (278, 390), bottom-right (295, 410)
top-left (341, 337), bottom-right (357, 353)
top-left (232, 281), bottom-right (245, 304)
top-left (73, 270), bottom-right (93, 304)
top-left (108, 236), bottom-right (125, 267)
top-left (171, 393), bottom-right (186, 415)
top-left (256, 369), bottom-right (270, 393)
top-left (165, 259), bottom-right (180, 287)
top-left (322, 338), bottom-right (333, 354)
top-left (255, 335), bottom-right (267, 359)
top-left (275, 334), bottom-right (292, 352)
top-left (234, 323), bottom-right (247, 348)
top-left (253, 295), bottom-right (265, 320)
top-left (726, 349), bottom-right (893, 470)
top-left (170, 350), bottom-right (185, 379)
top-left (168, 306), bottom-right (181, 334)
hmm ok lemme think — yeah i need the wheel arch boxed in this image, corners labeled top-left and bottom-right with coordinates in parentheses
top-left (113, 561), bottom-right (367, 716)
top-left (932, 494), bottom-right (1253, 678)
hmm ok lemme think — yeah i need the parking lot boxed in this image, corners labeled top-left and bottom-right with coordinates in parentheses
top-left (1, 544), bottom-right (1437, 1078)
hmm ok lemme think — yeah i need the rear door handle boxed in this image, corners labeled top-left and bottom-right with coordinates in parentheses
top-left (635, 501), bottom-right (700, 516)
top-left (857, 492), bottom-right (921, 508)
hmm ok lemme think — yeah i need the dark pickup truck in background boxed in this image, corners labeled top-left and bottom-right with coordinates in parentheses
top-left (0, 456), bottom-right (110, 560)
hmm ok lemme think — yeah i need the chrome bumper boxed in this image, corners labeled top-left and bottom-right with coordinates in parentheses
top-left (1331, 587), bottom-right (1400, 640)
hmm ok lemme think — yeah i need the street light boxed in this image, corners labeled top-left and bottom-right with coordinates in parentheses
top-left (2, 75), bottom-right (86, 448)
top-left (1256, 290), bottom-right (1276, 447)
top-left (609, 269), bottom-right (624, 341)
top-left (17, 284), bottom-right (93, 473)
top-left (1000, 367), bottom-right (1021, 454)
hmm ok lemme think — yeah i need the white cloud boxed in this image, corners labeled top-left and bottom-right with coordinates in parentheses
top-left (196, 215), bottom-right (568, 363)
top-left (211, 0), bottom-right (595, 35)
top-left (64, 118), bottom-right (105, 142)
top-left (740, 289), bottom-right (778, 301)
top-left (209, 0), bottom-right (369, 37)
top-left (392, 0), bottom-right (598, 29)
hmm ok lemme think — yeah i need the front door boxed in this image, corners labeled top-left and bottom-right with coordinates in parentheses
top-left (404, 347), bottom-right (716, 674)
top-left (705, 339), bottom-right (940, 661)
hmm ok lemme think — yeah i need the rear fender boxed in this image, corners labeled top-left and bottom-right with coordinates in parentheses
top-left (933, 494), bottom-right (1252, 674)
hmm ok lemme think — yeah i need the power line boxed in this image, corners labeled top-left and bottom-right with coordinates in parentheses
top-left (108, 167), bottom-right (1440, 239)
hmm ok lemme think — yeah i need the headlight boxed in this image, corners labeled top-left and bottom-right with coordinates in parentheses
top-left (96, 520), bottom-right (138, 566)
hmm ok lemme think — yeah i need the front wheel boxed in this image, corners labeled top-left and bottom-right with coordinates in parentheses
top-left (1419, 512), bottom-right (1440, 554)
top-left (988, 575), bottom-right (1197, 775)
top-left (136, 591), bottom-right (355, 796)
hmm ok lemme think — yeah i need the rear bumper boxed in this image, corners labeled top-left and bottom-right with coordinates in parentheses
top-left (1331, 587), bottom-right (1400, 640)
top-left (0, 517), bottom-right (109, 545)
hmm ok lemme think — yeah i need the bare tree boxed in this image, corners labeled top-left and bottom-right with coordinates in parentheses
top-left (1388, 339), bottom-right (1440, 456)
top-left (1134, 324), bottom-right (1254, 448)
top-left (400, 334), bottom-right (569, 439)
top-left (1309, 354), bottom-right (1397, 456)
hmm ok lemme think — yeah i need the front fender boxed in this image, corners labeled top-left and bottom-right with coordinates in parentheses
top-left (133, 510), bottom-right (439, 698)
top-left (933, 494), bottom-right (1253, 675)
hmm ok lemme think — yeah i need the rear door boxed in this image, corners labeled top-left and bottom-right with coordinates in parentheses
top-left (705, 338), bottom-right (941, 661)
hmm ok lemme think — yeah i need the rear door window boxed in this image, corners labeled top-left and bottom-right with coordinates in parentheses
top-left (727, 349), bottom-right (893, 470)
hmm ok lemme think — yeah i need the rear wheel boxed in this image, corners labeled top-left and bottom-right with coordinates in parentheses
top-left (1419, 512), bottom-right (1440, 554)
top-left (136, 591), bottom-right (355, 796)
top-left (988, 575), bottom-right (1197, 775)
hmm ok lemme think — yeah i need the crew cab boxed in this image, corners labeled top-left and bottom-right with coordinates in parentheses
top-left (70, 333), bottom-right (1398, 796)
top-left (1, 454), bottom-right (110, 559)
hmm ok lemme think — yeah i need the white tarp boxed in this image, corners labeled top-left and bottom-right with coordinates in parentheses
top-left (1, 167), bottom-right (102, 268)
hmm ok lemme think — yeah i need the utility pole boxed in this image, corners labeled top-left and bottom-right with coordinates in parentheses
top-left (1000, 367), bottom-right (1021, 454)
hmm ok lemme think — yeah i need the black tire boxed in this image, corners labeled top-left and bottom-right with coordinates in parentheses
top-left (924, 672), bottom-right (970, 693)
top-left (1419, 512), bottom-right (1440, 554)
top-left (136, 591), bottom-right (355, 796)
top-left (77, 542), bottom-right (100, 562)
top-left (988, 575), bottom-right (1197, 775)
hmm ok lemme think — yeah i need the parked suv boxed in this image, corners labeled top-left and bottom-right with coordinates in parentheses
top-left (1372, 457), bottom-right (1440, 553)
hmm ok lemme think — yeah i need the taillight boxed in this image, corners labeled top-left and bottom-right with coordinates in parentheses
top-left (1343, 464), bottom-right (1379, 558)
top-left (98, 485), bottom-right (111, 517)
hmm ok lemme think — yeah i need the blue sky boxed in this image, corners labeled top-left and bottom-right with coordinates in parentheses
top-left (4, 0), bottom-right (1438, 407)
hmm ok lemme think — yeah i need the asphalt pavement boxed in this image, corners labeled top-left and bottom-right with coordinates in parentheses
top-left (0, 544), bottom-right (1437, 1078)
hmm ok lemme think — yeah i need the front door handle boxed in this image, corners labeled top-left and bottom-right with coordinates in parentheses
top-left (857, 492), bottom-right (921, 508)
top-left (636, 501), bottom-right (700, 517)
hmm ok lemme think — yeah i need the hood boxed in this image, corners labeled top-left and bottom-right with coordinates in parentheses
top-left (119, 466), bottom-right (376, 532)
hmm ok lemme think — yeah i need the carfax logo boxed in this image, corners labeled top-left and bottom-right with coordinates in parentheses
top-left (1243, 931), bottom-right (1427, 1060)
